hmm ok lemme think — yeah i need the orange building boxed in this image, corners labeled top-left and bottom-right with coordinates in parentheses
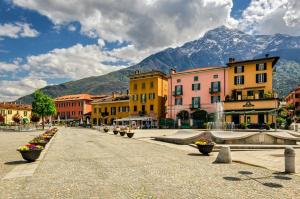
top-left (54, 94), bottom-right (107, 121)
top-left (285, 85), bottom-right (300, 118)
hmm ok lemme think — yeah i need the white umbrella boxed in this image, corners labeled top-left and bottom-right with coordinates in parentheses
top-left (86, 118), bottom-right (90, 125)
top-left (57, 115), bottom-right (60, 122)
top-left (80, 118), bottom-right (83, 125)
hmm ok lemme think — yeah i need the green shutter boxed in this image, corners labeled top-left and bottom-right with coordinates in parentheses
top-left (217, 81), bottom-right (221, 92)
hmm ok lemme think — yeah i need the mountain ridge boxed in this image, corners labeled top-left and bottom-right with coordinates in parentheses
top-left (17, 26), bottom-right (300, 103)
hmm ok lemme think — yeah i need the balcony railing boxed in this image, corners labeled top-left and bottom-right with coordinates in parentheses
top-left (189, 104), bottom-right (200, 109)
top-left (225, 92), bottom-right (278, 102)
top-left (209, 88), bottom-right (221, 94)
top-left (139, 110), bottom-right (147, 116)
top-left (172, 90), bottom-right (183, 96)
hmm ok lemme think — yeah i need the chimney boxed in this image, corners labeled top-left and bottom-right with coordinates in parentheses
top-left (135, 70), bottom-right (140, 75)
top-left (265, 54), bottom-right (269, 58)
top-left (170, 68), bottom-right (176, 75)
top-left (228, 58), bottom-right (235, 63)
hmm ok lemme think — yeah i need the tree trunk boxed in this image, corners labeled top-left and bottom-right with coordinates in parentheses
top-left (42, 115), bottom-right (45, 130)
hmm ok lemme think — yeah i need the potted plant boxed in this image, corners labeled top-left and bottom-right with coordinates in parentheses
top-left (29, 136), bottom-right (48, 147)
top-left (103, 126), bottom-right (109, 133)
top-left (195, 139), bottom-right (214, 155)
top-left (126, 127), bottom-right (134, 138)
top-left (17, 144), bottom-right (44, 162)
top-left (119, 126), bottom-right (127, 136)
top-left (113, 126), bottom-right (120, 135)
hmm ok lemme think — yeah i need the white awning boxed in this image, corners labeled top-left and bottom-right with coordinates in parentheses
top-left (115, 116), bottom-right (155, 122)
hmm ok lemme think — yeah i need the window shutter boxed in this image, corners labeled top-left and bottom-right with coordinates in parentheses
top-left (264, 63), bottom-right (267, 70)
top-left (218, 96), bottom-right (221, 102)
top-left (198, 83), bottom-right (201, 90)
top-left (242, 66), bottom-right (244, 72)
top-left (264, 73), bottom-right (267, 82)
top-left (234, 76), bottom-right (237, 85)
top-left (192, 97), bottom-right (194, 106)
top-left (256, 64), bottom-right (259, 71)
top-left (217, 81), bottom-right (221, 91)
top-left (256, 74), bottom-right (258, 83)
top-left (211, 96), bottom-right (213, 104)
top-left (241, 76), bottom-right (244, 84)
top-left (199, 97), bottom-right (201, 106)
top-left (192, 84), bottom-right (194, 91)
top-left (234, 67), bottom-right (237, 73)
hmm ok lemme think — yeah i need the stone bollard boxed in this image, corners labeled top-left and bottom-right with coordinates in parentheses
top-left (284, 146), bottom-right (296, 173)
top-left (215, 146), bottom-right (232, 163)
top-left (295, 124), bottom-right (298, 132)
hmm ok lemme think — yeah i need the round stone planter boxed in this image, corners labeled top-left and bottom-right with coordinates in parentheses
top-left (113, 130), bottom-right (119, 135)
top-left (19, 150), bottom-right (42, 162)
top-left (119, 131), bottom-right (126, 136)
top-left (126, 133), bottom-right (134, 138)
top-left (196, 144), bottom-right (214, 155)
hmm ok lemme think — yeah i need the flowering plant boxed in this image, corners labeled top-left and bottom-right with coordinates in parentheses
top-left (30, 136), bottom-right (48, 144)
top-left (17, 144), bottom-right (44, 151)
top-left (195, 139), bottom-right (214, 145)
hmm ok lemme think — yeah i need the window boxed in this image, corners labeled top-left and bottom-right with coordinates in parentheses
top-left (211, 96), bottom-right (221, 104)
top-left (132, 94), bottom-right (138, 101)
top-left (150, 105), bottom-right (154, 111)
top-left (256, 73), bottom-right (267, 83)
top-left (111, 107), bottom-right (116, 115)
top-left (150, 81), bottom-right (154, 88)
top-left (175, 98), bottom-right (183, 105)
top-left (98, 108), bottom-right (101, 113)
top-left (142, 82), bottom-right (146, 89)
top-left (149, 93), bottom-right (155, 100)
top-left (258, 90), bottom-right (264, 99)
top-left (8, 110), bottom-right (12, 114)
top-left (24, 111), bottom-right (27, 116)
top-left (256, 63), bottom-right (267, 71)
top-left (213, 74), bottom-right (218, 79)
top-left (194, 76), bottom-right (198, 81)
top-left (141, 94), bottom-right (147, 103)
top-left (94, 108), bottom-right (97, 113)
top-left (134, 106), bottom-right (137, 112)
top-left (234, 66), bottom-right (244, 73)
top-left (177, 79), bottom-right (181, 83)
top-left (247, 90), bottom-right (254, 96)
top-left (234, 76), bottom-right (244, 85)
top-left (192, 97), bottom-right (200, 108)
top-left (210, 81), bottom-right (221, 92)
top-left (192, 83), bottom-right (200, 91)
top-left (174, 85), bottom-right (183, 95)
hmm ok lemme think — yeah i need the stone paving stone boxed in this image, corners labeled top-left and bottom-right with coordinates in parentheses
top-left (1, 127), bottom-right (300, 198)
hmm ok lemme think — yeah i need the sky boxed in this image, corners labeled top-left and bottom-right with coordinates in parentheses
top-left (0, 0), bottom-right (300, 101)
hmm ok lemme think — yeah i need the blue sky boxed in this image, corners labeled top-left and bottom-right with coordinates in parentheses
top-left (0, 0), bottom-right (299, 101)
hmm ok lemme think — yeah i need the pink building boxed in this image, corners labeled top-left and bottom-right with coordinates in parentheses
top-left (167, 67), bottom-right (228, 119)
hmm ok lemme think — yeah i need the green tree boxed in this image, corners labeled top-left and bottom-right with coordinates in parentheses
top-left (176, 110), bottom-right (190, 121)
top-left (191, 109), bottom-right (208, 122)
top-left (32, 90), bottom-right (56, 129)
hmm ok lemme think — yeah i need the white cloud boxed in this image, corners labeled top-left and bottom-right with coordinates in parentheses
top-left (24, 43), bottom-right (126, 80)
top-left (68, 24), bottom-right (76, 32)
top-left (0, 62), bottom-right (18, 72)
top-left (12, 0), bottom-right (235, 52)
top-left (239, 0), bottom-right (300, 35)
top-left (0, 22), bottom-right (39, 38)
top-left (0, 78), bottom-right (47, 101)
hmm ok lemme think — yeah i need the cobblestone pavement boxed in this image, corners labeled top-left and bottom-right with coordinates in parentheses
top-left (1, 127), bottom-right (300, 199)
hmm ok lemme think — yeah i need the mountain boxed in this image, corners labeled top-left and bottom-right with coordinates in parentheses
top-left (17, 26), bottom-right (300, 103)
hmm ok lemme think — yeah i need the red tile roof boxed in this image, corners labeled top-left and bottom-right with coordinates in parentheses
top-left (0, 102), bottom-right (32, 110)
top-left (55, 94), bottom-right (95, 101)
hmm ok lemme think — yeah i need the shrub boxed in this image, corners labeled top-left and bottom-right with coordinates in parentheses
top-left (30, 114), bottom-right (40, 123)
top-left (0, 114), bottom-right (4, 124)
top-left (12, 114), bottom-right (21, 124)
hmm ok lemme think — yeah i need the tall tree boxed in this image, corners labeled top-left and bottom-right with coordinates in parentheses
top-left (32, 90), bottom-right (56, 129)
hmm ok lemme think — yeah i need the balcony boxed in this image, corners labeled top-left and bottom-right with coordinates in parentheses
top-left (139, 110), bottom-right (147, 116)
top-left (209, 88), bottom-right (221, 94)
top-left (225, 92), bottom-right (278, 102)
top-left (101, 112), bottom-right (109, 117)
top-left (189, 104), bottom-right (200, 109)
top-left (172, 90), bottom-right (183, 96)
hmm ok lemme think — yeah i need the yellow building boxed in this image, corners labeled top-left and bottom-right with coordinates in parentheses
top-left (127, 70), bottom-right (168, 127)
top-left (91, 93), bottom-right (129, 125)
top-left (224, 56), bottom-right (280, 126)
top-left (0, 102), bottom-right (32, 124)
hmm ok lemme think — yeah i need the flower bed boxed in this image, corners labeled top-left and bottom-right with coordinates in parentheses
top-left (17, 127), bottom-right (59, 162)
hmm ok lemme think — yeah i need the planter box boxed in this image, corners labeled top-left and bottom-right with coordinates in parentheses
top-left (19, 150), bottom-right (42, 162)
top-left (196, 144), bottom-right (214, 155)
top-left (126, 132), bottom-right (134, 138)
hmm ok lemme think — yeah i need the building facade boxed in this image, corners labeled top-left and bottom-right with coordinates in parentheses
top-left (167, 67), bottom-right (227, 119)
top-left (54, 94), bottom-right (106, 121)
top-left (223, 56), bottom-right (280, 125)
top-left (128, 70), bottom-right (168, 127)
top-left (91, 93), bottom-right (130, 125)
top-left (285, 85), bottom-right (300, 118)
top-left (0, 102), bottom-right (32, 124)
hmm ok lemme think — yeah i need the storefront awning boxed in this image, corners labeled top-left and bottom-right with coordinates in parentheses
top-left (224, 109), bottom-right (277, 115)
top-left (115, 116), bottom-right (155, 122)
